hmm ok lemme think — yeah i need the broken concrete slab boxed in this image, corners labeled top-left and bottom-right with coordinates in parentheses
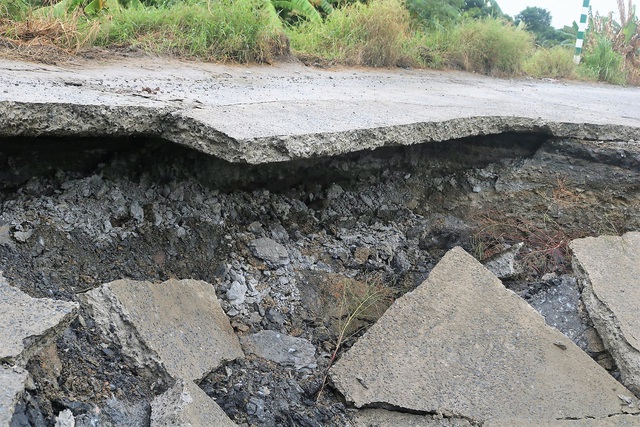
top-left (571, 232), bottom-right (640, 395)
top-left (486, 414), bottom-right (640, 426)
top-left (83, 279), bottom-right (243, 382)
top-left (330, 247), bottom-right (637, 423)
top-left (151, 378), bottom-right (237, 427)
top-left (0, 366), bottom-right (28, 426)
top-left (240, 330), bottom-right (317, 371)
top-left (0, 273), bottom-right (78, 365)
top-left (352, 409), bottom-right (472, 427)
top-left (1, 58), bottom-right (639, 164)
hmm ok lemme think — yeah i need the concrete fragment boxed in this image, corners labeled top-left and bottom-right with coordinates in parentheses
top-left (482, 242), bottom-right (523, 279)
top-left (241, 330), bottom-right (316, 371)
top-left (227, 281), bottom-right (248, 306)
top-left (352, 409), bottom-right (472, 427)
top-left (0, 366), bottom-right (27, 426)
top-left (571, 232), bottom-right (640, 395)
top-left (330, 247), bottom-right (636, 423)
top-left (0, 273), bottom-right (78, 365)
top-left (83, 279), bottom-right (243, 382)
top-left (248, 238), bottom-right (290, 268)
top-left (151, 379), bottom-right (237, 427)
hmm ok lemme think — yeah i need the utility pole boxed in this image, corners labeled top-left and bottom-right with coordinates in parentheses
top-left (574, 0), bottom-right (591, 64)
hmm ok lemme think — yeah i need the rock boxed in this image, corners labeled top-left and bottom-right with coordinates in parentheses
top-left (248, 238), bottom-right (290, 268)
top-left (227, 281), bottom-right (248, 306)
top-left (0, 224), bottom-right (14, 247)
top-left (12, 229), bottom-right (33, 243)
top-left (241, 330), bottom-right (317, 371)
top-left (0, 273), bottom-right (78, 365)
top-left (54, 409), bottom-right (75, 427)
top-left (482, 242), bottom-right (523, 279)
top-left (330, 247), bottom-right (636, 423)
top-left (571, 232), bottom-right (640, 395)
top-left (83, 279), bottom-right (243, 382)
top-left (352, 409), bottom-right (473, 427)
top-left (151, 379), bottom-right (237, 427)
top-left (0, 366), bottom-right (27, 426)
top-left (129, 202), bottom-right (144, 222)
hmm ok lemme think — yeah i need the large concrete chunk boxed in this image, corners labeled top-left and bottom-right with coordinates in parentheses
top-left (150, 379), bottom-right (237, 427)
top-left (0, 274), bottom-right (78, 365)
top-left (330, 247), bottom-right (637, 423)
top-left (0, 366), bottom-right (28, 426)
top-left (571, 232), bottom-right (640, 395)
top-left (240, 330), bottom-right (317, 371)
top-left (84, 279), bottom-right (243, 382)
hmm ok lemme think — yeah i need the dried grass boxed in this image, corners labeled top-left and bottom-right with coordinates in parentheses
top-left (0, 13), bottom-right (98, 62)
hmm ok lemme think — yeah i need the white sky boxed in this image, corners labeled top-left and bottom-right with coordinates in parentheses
top-left (498, 0), bottom-right (633, 28)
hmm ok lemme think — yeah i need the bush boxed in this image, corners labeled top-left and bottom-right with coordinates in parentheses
top-left (94, 0), bottom-right (287, 62)
top-left (447, 17), bottom-right (534, 76)
top-left (287, 0), bottom-right (414, 67)
top-left (524, 46), bottom-right (575, 78)
top-left (578, 35), bottom-right (627, 85)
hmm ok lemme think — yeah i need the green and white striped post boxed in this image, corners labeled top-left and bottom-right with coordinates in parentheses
top-left (574, 0), bottom-right (591, 64)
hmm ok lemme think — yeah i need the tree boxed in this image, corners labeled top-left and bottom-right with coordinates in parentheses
top-left (461, 0), bottom-right (505, 19)
top-left (515, 6), bottom-right (552, 34)
top-left (406, 0), bottom-right (465, 28)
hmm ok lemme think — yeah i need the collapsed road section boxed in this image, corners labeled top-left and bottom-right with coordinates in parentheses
top-left (1, 57), bottom-right (640, 426)
top-left (1, 57), bottom-right (639, 164)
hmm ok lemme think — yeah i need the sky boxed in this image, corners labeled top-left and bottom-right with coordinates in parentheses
top-left (498, 0), bottom-right (631, 28)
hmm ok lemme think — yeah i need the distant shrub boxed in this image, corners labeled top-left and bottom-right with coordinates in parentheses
top-left (578, 35), bottom-right (627, 85)
top-left (447, 17), bottom-right (534, 76)
top-left (524, 46), bottom-right (575, 78)
top-left (287, 0), bottom-right (414, 67)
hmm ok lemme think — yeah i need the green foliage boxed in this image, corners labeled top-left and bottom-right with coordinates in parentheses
top-left (287, 0), bottom-right (415, 67)
top-left (523, 46), bottom-right (575, 78)
top-left (461, 0), bottom-right (505, 20)
top-left (579, 34), bottom-right (627, 84)
top-left (95, 0), bottom-right (287, 62)
top-left (448, 17), bottom-right (534, 75)
top-left (515, 6), bottom-right (551, 34)
top-left (0, 0), bottom-right (30, 18)
top-left (406, 0), bottom-right (463, 29)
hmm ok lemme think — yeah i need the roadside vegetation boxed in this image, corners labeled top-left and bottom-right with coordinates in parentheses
top-left (0, 0), bottom-right (638, 84)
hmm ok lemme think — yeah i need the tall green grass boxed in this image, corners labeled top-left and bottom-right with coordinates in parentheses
top-left (447, 18), bottom-right (534, 76)
top-left (523, 46), bottom-right (575, 78)
top-left (286, 0), bottom-right (415, 67)
top-left (578, 35), bottom-right (627, 85)
top-left (94, 0), bottom-right (287, 62)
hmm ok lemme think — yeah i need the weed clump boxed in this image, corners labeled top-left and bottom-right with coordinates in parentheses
top-left (578, 34), bottom-right (627, 85)
top-left (524, 46), bottom-right (575, 79)
top-left (95, 0), bottom-right (287, 62)
top-left (287, 0), bottom-right (415, 67)
top-left (447, 17), bottom-right (534, 76)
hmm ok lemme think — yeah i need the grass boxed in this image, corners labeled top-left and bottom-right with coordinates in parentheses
top-left (524, 45), bottom-right (575, 79)
top-left (286, 0), bottom-right (417, 67)
top-left (94, 0), bottom-right (287, 62)
top-left (447, 17), bottom-right (535, 76)
top-left (0, 0), bottom-right (637, 85)
top-left (578, 34), bottom-right (628, 85)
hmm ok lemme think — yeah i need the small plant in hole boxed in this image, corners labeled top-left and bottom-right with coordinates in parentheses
top-left (315, 275), bottom-right (393, 400)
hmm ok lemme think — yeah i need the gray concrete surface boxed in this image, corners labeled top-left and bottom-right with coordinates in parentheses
top-left (83, 279), bottom-right (243, 382)
top-left (150, 379), bottom-right (238, 427)
top-left (1, 58), bottom-right (639, 164)
top-left (329, 247), bottom-right (638, 423)
top-left (0, 273), bottom-right (78, 366)
top-left (486, 415), bottom-right (640, 426)
top-left (571, 232), bottom-right (640, 395)
top-left (352, 409), bottom-right (472, 427)
top-left (0, 366), bottom-right (28, 426)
